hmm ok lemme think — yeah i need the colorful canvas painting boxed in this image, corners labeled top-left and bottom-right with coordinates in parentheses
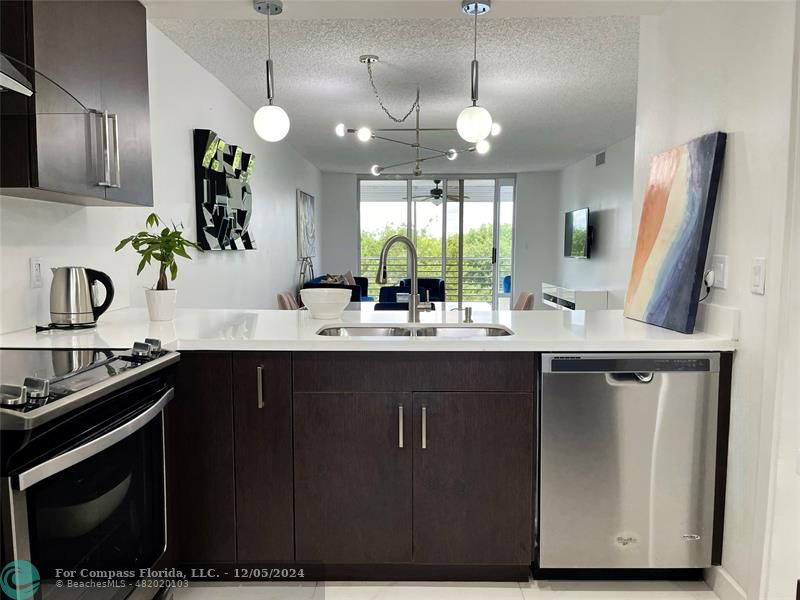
top-left (624, 132), bottom-right (727, 334)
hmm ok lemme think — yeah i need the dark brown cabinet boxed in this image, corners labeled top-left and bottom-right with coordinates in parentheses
top-left (0, 1), bottom-right (152, 205)
top-left (167, 352), bottom-right (236, 565)
top-left (294, 392), bottom-right (413, 563)
top-left (233, 353), bottom-right (294, 563)
top-left (168, 351), bottom-right (535, 575)
top-left (412, 392), bottom-right (534, 565)
top-left (292, 353), bottom-right (536, 569)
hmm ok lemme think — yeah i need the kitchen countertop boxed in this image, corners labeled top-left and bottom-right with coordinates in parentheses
top-left (0, 307), bottom-right (737, 352)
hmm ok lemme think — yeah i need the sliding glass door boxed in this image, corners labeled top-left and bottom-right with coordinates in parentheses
top-left (359, 176), bottom-right (515, 308)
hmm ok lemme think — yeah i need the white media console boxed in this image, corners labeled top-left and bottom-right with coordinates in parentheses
top-left (542, 282), bottom-right (609, 311)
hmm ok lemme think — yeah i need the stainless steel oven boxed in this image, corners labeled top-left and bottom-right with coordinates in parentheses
top-left (0, 344), bottom-right (177, 599)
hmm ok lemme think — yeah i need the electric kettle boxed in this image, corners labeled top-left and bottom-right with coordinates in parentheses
top-left (50, 267), bottom-right (115, 326)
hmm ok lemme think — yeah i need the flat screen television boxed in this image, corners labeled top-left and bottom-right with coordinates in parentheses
top-left (564, 208), bottom-right (591, 258)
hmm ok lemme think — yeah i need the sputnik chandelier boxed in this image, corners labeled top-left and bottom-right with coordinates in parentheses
top-left (334, 0), bottom-right (500, 176)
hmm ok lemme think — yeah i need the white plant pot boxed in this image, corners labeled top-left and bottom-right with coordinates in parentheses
top-left (145, 289), bottom-right (177, 321)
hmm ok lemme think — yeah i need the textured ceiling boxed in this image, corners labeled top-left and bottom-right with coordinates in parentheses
top-left (151, 13), bottom-right (639, 174)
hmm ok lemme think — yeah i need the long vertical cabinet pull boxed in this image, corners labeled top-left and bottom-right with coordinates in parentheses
top-left (398, 405), bottom-right (404, 448)
top-left (110, 114), bottom-right (121, 188)
top-left (256, 366), bottom-right (264, 409)
top-left (98, 110), bottom-right (112, 187)
top-left (421, 406), bottom-right (427, 449)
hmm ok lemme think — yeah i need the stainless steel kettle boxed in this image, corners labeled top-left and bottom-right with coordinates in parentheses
top-left (50, 267), bottom-right (115, 326)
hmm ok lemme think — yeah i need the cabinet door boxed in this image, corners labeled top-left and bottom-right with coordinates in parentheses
top-left (233, 353), bottom-right (294, 562)
top-left (29, 1), bottom-right (105, 198)
top-left (97, 0), bottom-right (153, 206)
top-left (412, 392), bottom-right (534, 565)
top-left (294, 392), bottom-right (412, 563)
top-left (167, 352), bottom-right (236, 564)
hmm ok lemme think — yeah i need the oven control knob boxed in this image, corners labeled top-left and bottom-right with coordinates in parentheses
top-left (131, 341), bottom-right (153, 358)
top-left (22, 377), bottom-right (49, 400)
top-left (144, 338), bottom-right (162, 354)
top-left (0, 384), bottom-right (28, 406)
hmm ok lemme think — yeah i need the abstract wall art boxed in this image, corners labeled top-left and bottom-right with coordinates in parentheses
top-left (296, 189), bottom-right (316, 258)
top-left (624, 131), bottom-right (727, 334)
top-left (193, 129), bottom-right (256, 250)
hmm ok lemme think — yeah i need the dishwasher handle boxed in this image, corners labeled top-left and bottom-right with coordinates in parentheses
top-left (605, 372), bottom-right (655, 386)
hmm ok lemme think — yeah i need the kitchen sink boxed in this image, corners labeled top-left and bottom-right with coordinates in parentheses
top-left (415, 325), bottom-right (513, 337)
top-left (316, 325), bottom-right (513, 337)
top-left (316, 326), bottom-right (412, 337)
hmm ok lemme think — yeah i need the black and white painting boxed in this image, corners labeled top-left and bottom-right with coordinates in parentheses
top-left (193, 129), bottom-right (256, 250)
top-left (296, 189), bottom-right (316, 258)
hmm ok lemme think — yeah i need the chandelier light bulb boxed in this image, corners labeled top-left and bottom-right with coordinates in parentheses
top-left (370, 165), bottom-right (383, 176)
top-left (475, 139), bottom-right (491, 154)
top-left (491, 122), bottom-right (502, 136)
top-left (446, 149), bottom-right (458, 161)
top-left (335, 123), bottom-right (346, 137)
top-left (253, 104), bottom-right (290, 142)
top-left (356, 127), bottom-right (373, 142)
top-left (457, 105), bottom-right (493, 143)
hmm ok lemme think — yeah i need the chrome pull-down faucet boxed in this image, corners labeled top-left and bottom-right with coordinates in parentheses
top-left (375, 235), bottom-right (432, 323)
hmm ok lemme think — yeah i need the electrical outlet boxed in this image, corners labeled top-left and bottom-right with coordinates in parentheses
top-left (29, 257), bottom-right (43, 288)
top-left (751, 257), bottom-right (767, 295)
top-left (711, 255), bottom-right (728, 289)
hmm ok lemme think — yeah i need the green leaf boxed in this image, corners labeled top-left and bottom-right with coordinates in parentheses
top-left (174, 246), bottom-right (190, 259)
top-left (115, 236), bottom-right (132, 251)
top-left (170, 262), bottom-right (178, 280)
top-left (136, 256), bottom-right (148, 275)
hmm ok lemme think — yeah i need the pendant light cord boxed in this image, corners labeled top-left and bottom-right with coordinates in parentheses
top-left (267, 8), bottom-right (271, 60)
top-left (474, 5), bottom-right (478, 61)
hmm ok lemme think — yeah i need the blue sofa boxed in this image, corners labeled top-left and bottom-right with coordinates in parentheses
top-left (303, 275), bottom-right (372, 302)
top-left (399, 278), bottom-right (446, 302)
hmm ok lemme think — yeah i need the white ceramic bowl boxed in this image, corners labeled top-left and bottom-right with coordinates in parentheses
top-left (300, 288), bottom-right (351, 319)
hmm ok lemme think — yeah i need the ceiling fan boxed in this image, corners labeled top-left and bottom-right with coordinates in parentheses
top-left (411, 180), bottom-right (470, 206)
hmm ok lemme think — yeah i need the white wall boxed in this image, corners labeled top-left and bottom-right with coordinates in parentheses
top-left (0, 23), bottom-right (320, 333)
top-left (513, 171), bottom-right (559, 308)
top-left (556, 136), bottom-right (635, 308)
top-left (319, 172), bottom-right (358, 276)
top-left (634, 2), bottom-right (797, 598)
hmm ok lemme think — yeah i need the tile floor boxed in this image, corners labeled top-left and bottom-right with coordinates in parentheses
top-left (173, 579), bottom-right (719, 599)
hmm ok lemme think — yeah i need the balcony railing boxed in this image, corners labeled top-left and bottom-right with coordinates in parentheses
top-left (360, 256), bottom-right (512, 302)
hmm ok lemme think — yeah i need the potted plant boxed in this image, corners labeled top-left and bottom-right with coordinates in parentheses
top-left (116, 213), bottom-right (203, 321)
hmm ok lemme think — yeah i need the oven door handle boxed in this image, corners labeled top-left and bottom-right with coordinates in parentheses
top-left (15, 387), bottom-right (174, 491)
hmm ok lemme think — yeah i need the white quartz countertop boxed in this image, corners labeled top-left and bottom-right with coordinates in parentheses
top-left (0, 307), bottom-right (737, 352)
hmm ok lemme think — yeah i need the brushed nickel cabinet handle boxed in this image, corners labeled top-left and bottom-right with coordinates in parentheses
top-left (257, 366), bottom-right (264, 409)
top-left (398, 405), bottom-right (404, 448)
top-left (110, 113), bottom-right (121, 188)
top-left (421, 405), bottom-right (427, 449)
top-left (98, 110), bottom-right (112, 187)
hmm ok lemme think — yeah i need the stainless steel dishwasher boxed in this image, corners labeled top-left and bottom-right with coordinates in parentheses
top-left (539, 353), bottom-right (720, 569)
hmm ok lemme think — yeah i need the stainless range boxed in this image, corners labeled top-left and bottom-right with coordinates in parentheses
top-left (0, 340), bottom-right (179, 599)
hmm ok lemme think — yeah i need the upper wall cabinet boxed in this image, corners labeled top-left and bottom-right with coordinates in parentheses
top-left (0, 1), bottom-right (153, 206)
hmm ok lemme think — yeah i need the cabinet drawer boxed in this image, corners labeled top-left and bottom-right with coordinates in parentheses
top-left (292, 352), bottom-right (535, 393)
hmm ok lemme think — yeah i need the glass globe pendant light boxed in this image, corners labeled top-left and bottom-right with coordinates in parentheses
top-left (457, 0), bottom-right (492, 144)
top-left (253, 0), bottom-right (290, 142)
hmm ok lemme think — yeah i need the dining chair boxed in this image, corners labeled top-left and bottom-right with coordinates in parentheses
top-left (512, 292), bottom-right (534, 310)
top-left (277, 291), bottom-right (300, 310)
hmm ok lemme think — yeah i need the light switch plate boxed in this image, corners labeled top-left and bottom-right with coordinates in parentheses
top-left (711, 255), bottom-right (728, 289)
top-left (29, 257), bottom-right (43, 288)
top-left (751, 257), bottom-right (767, 295)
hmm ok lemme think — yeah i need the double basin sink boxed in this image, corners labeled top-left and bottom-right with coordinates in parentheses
top-left (317, 324), bottom-right (513, 337)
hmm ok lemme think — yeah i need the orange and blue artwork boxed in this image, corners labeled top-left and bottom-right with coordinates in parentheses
top-left (624, 132), bottom-right (727, 334)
